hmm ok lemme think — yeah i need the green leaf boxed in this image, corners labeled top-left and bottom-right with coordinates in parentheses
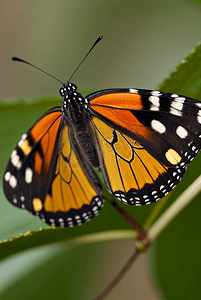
top-left (148, 41), bottom-right (201, 300)
top-left (0, 243), bottom-right (123, 300)
top-left (158, 41), bottom-right (201, 99)
top-left (188, 0), bottom-right (201, 7)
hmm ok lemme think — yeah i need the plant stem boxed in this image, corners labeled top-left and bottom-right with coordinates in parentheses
top-left (111, 200), bottom-right (148, 240)
top-left (148, 175), bottom-right (201, 241)
top-left (93, 249), bottom-right (140, 300)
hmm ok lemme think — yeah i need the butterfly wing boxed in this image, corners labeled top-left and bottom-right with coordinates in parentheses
top-left (87, 89), bottom-right (201, 205)
top-left (3, 107), bottom-right (103, 226)
top-left (4, 107), bottom-right (62, 209)
top-left (43, 122), bottom-right (103, 227)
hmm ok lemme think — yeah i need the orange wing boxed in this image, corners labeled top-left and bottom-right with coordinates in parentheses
top-left (89, 116), bottom-right (185, 205)
top-left (42, 124), bottom-right (103, 226)
top-left (3, 108), bottom-right (103, 226)
top-left (87, 89), bottom-right (201, 205)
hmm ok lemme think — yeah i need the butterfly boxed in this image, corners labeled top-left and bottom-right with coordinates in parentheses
top-left (3, 36), bottom-right (201, 227)
top-left (3, 81), bottom-right (201, 227)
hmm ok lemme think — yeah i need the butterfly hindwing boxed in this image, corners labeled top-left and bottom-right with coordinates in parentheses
top-left (89, 116), bottom-right (185, 205)
top-left (3, 107), bottom-right (103, 226)
top-left (42, 123), bottom-right (103, 227)
top-left (87, 89), bottom-right (201, 205)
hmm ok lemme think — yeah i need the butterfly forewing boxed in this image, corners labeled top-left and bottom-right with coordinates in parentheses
top-left (4, 108), bottom-right (62, 210)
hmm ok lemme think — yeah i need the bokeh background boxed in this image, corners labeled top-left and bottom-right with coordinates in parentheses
top-left (1, 0), bottom-right (201, 299)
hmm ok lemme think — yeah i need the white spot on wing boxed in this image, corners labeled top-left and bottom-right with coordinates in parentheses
top-left (18, 133), bottom-right (27, 147)
top-left (11, 155), bottom-right (20, 167)
top-left (9, 175), bottom-right (17, 188)
top-left (25, 167), bottom-right (33, 184)
top-left (170, 100), bottom-right (183, 116)
top-left (17, 161), bottom-right (22, 169)
top-left (20, 196), bottom-right (25, 202)
top-left (149, 96), bottom-right (160, 111)
top-left (197, 110), bottom-right (201, 123)
top-left (176, 125), bottom-right (188, 139)
top-left (172, 101), bottom-right (184, 110)
top-left (129, 89), bottom-right (138, 93)
top-left (151, 120), bottom-right (166, 134)
top-left (149, 96), bottom-right (160, 106)
top-left (11, 150), bottom-right (17, 159)
top-left (175, 97), bottom-right (185, 102)
top-left (151, 91), bottom-right (162, 96)
top-left (4, 172), bottom-right (11, 181)
top-left (150, 106), bottom-right (159, 111)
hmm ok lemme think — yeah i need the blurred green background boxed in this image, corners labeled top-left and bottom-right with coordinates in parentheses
top-left (1, 0), bottom-right (201, 299)
top-left (2, 0), bottom-right (201, 100)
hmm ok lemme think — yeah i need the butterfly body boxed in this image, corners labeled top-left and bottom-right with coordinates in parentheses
top-left (3, 81), bottom-right (201, 227)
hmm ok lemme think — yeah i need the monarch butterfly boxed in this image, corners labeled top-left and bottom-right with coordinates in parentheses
top-left (3, 37), bottom-right (201, 227)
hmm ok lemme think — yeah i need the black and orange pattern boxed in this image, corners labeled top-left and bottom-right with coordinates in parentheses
top-left (3, 83), bottom-right (201, 227)
top-left (4, 104), bottom-right (103, 227)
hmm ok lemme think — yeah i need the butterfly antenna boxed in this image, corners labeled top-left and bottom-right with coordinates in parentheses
top-left (68, 35), bottom-right (103, 82)
top-left (12, 57), bottom-right (64, 85)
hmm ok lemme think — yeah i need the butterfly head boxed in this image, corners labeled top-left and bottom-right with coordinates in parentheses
top-left (60, 81), bottom-right (77, 97)
top-left (60, 81), bottom-right (87, 112)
